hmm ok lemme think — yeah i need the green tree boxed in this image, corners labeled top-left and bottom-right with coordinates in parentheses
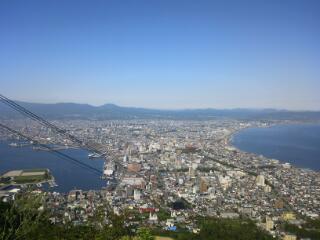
top-left (0, 193), bottom-right (56, 240)
top-left (120, 236), bottom-right (132, 240)
top-left (135, 228), bottom-right (154, 240)
top-left (199, 218), bottom-right (274, 240)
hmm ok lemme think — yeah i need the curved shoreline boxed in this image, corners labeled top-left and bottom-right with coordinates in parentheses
top-left (227, 123), bottom-right (320, 172)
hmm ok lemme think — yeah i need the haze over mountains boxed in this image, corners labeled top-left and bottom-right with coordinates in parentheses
top-left (1, 101), bottom-right (320, 121)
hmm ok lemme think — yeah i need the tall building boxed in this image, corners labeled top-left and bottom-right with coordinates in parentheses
top-left (123, 155), bottom-right (129, 163)
top-left (134, 189), bottom-right (141, 200)
top-left (256, 175), bottom-right (265, 187)
top-left (188, 166), bottom-right (195, 177)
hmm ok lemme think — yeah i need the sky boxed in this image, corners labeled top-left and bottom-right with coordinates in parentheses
top-left (0, 0), bottom-right (319, 110)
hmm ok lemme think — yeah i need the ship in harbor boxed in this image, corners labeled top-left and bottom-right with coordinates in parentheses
top-left (9, 142), bottom-right (18, 147)
top-left (9, 142), bottom-right (32, 148)
top-left (88, 152), bottom-right (107, 159)
top-left (88, 153), bottom-right (102, 159)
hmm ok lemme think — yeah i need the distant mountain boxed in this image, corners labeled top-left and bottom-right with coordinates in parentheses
top-left (0, 101), bottom-right (320, 121)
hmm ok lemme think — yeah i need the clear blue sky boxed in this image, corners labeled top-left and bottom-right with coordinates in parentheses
top-left (0, 0), bottom-right (319, 110)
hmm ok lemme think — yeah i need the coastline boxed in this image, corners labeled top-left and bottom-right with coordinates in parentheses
top-left (0, 141), bottom-right (105, 192)
top-left (227, 123), bottom-right (320, 172)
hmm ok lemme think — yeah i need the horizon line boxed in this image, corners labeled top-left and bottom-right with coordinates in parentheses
top-left (11, 99), bottom-right (320, 112)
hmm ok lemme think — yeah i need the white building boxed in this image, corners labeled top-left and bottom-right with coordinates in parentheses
top-left (256, 175), bottom-right (265, 187)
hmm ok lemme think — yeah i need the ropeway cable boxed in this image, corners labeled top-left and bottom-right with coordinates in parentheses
top-left (0, 123), bottom-right (102, 176)
top-left (0, 94), bottom-right (103, 155)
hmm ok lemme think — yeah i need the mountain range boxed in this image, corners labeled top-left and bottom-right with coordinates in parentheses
top-left (1, 101), bottom-right (320, 121)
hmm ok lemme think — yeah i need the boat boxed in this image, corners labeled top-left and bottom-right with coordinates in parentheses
top-left (49, 180), bottom-right (58, 188)
top-left (88, 153), bottom-right (103, 159)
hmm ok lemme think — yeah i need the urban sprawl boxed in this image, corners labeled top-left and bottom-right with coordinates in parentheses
top-left (1, 119), bottom-right (319, 239)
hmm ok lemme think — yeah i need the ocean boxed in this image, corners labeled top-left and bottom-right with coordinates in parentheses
top-left (232, 124), bottom-right (320, 171)
top-left (0, 141), bottom-right (106, 192)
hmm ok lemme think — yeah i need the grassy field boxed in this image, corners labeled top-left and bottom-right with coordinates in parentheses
top-left (1, 169), bottom-right (52, 184)
top-left (14, 174), bottom-right (47, 184)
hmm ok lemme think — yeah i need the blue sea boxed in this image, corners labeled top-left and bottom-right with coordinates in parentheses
top-left (0, 141), bottom-right (106, 192)
top-left (232, 124), bottom-right (320, 171)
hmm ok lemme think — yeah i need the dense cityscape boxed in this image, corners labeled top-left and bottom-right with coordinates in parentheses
top-left (1, 0), bottom-right (320, 239)
top-left (1, 118), bottom-right (320, 239)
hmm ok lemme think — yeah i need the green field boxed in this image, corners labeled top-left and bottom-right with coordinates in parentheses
top-left (0, 169), bottom-right (52, 184)
top-left (14, 174), bottom-right (48, 184)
